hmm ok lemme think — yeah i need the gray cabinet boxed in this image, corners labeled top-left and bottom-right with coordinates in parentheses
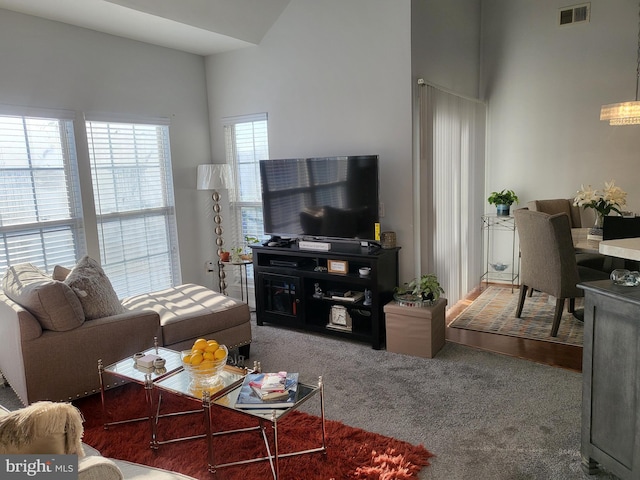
top-left (579, 280), bottom-right (640, 479)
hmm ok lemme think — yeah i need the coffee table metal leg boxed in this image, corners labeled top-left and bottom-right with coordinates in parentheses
top-left (145, 373), bottom-right (158, 449)
top-left (259, 418), bottom-right (277, 479)
top-left (271, 411), bottom-right (280, 479)
top-left (319, 376), bottom-right (326, 453)
top-left (98, 359), bottom-right (107, 429)
top-left (203, 391), bottom-right (217, 474)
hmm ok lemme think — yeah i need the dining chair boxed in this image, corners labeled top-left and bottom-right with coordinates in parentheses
top-left (527, 198), bottom-right (606, 271)
top-left (514, 209), bottom-right (610, 337)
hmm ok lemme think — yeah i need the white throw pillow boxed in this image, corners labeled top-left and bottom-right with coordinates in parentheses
top-left (64, 256), bottom-right (124, 320)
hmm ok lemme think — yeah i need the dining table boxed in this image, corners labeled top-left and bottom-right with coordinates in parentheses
top-left (572, 227), bottom-right (640, 261)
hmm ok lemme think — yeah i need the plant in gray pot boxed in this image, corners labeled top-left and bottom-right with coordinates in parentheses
top-left (488, 189), bottom-right (519, 216)
top-left (394, 274), bottom-right (445, 307)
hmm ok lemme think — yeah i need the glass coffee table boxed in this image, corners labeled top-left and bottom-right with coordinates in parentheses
top-left (98, 344), bottom-right (184, 448)
top-left (100, 348), bottom-right (325, 478)
top-left (204, 376), bottom-right (326, 479)
top-left (157, 369), bottom-right (326, 478)
top-left (153, 363), bottom-right (251, 449)
top-left (99, 344), bottom-right (250, 450)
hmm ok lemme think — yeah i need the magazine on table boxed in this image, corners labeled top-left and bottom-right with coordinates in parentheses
top-left (235, 372), bottom-right (299, 409)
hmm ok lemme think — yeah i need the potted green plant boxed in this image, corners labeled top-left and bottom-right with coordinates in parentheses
top-left (488, 189), bottom-right (519, 216)
top-left (394, 273), bottom-right (444, 306)
top-left (231, 235), bottom-right (261, 262)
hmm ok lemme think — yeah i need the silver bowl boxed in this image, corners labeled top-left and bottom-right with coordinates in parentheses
top-left (490, 263), bottom-right (509, 272)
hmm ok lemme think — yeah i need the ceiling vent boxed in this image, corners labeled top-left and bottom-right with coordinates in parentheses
top-left (559, 3), bottom-right (590, 26)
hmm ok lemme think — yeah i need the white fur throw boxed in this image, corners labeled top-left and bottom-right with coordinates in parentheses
top-left (0, 401), bottom-right (85, 456)
top-left (64, 256), bottom-right (124, 320)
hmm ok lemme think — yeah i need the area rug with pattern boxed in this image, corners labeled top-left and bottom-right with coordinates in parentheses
top-left (448, 285), bottom-right (583, 346)
top-left (75, 383), bottom-right (433, 480)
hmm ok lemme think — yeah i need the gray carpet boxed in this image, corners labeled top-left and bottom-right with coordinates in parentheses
top-left (0, 317), bottom-right (617, 480)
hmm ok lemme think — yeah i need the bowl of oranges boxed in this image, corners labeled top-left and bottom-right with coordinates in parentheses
top-left (182, 338), bottom-right (228, 390)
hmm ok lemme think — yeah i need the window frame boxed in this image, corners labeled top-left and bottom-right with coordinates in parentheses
top-left (0, 106), bottom-right (86, 274)
top-left (223, 113), bottom-right (269, 284)
top-left (85, 114), bottom-right (182, 297)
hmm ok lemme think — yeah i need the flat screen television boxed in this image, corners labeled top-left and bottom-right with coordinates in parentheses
top-left (259, 155), bottom-right (379, 241)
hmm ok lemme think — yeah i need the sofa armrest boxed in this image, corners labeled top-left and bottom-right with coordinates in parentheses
top-left (0, 291), bottom-right (43, 405)
top-left (22, 309), bottom-right (162, 403)
top-left (78, 456), bottom-right (124, 480)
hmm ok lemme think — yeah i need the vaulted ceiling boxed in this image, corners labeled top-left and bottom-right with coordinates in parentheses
top-left (0, 0), bottom-right (290, 55)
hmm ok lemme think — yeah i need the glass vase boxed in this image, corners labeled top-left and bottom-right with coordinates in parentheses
top-left (587, 212), bottom-right (605, 241)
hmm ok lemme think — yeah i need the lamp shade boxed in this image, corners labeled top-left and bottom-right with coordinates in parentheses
top-left (197, 164), bottom-right (230, 190)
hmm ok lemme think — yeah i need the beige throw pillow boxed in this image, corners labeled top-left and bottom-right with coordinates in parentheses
top-left (1, 263), bottom-right (85, 331)
top-left (52, 264), bottom-right (72, 281)
top-left (64, 256), bottom-right (124, 320)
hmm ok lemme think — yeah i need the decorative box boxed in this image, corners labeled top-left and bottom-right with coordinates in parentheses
top-left (384, 298), bottom-right (447, 358)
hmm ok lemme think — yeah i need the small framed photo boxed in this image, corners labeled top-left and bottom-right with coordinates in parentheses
top-left (327, 259), bottom-right (348, 274)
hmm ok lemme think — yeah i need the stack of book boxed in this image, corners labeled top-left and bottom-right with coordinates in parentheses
top-left (234, 372), bottom-right (299, 409)
top-left (329, 290), bottom-right (364, 303)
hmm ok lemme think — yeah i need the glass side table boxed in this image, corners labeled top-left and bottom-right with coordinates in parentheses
top-left (207, 376), bottom-right (326, 479)
top-left (480, 214), bottom-right (520, 292)
top-left (98, 343), bottom-right (183, 448)
top-left (153, 364), bottom-right (250, 449)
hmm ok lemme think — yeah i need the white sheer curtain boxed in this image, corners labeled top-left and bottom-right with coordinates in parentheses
top-left (418, 83), bottom-right (486, 307)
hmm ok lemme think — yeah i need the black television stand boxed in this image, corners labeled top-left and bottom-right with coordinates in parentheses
top-left (251, 244), bottom-right (400, 349)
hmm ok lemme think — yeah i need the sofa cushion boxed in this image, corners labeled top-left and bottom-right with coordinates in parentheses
top-left (79, 456), bottom-right (124, 480)
top-left (122, 283), bottom-right (249, 346)
top-left (82, 443), bottom-right (196, 480)
top-left (64, 256), bottom-right (124, 320)
top-left (2, 263), bottom-right (85, 331)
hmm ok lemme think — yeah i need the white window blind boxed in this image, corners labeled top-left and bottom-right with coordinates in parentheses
top-left (223, 114), bottom-right (269, 245)
top-left (419, 84), bottom-right (486, 307)
top-left (0, 112), bottom-right (85, 274)
top-left (86, 118), bottom-right (180, 297)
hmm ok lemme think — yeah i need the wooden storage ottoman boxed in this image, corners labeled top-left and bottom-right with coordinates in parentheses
top-left (383, 298), bottom-right (447, 358)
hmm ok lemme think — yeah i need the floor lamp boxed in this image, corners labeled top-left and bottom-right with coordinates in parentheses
top-left (197, 164), bottom-right (231, 294)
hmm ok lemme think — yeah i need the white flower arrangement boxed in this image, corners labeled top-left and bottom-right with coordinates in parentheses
top-left (573, 180), bottom-right (627, 217)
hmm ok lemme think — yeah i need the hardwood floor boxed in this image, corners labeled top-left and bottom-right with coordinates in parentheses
top-left (445, 285), bottom-right (583, 372)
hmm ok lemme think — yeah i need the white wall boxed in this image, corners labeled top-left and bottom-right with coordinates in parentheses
top-left (412, 0), bottom-right (482, 99)
top-left (0, 9), bottom-right (215, 287)
top-left (205, 0), bottom-right (415, 280)
top-left (482, 0), bottom-right (640, 213)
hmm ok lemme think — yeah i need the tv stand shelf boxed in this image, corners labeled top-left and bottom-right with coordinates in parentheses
top-left (251, 244), bottom-right (400, 349)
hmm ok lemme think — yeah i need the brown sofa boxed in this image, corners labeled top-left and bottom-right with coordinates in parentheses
top-left (0, 261), bottom-right (251, 405)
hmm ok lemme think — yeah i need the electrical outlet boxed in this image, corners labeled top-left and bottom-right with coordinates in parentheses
top-left (379, 202), bottom-right (385, 218)
top-left (206, 260), bottom-right (216, 272)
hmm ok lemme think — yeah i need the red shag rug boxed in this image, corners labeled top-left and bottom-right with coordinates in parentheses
top-left (74, 384), bottom-right (433, 480)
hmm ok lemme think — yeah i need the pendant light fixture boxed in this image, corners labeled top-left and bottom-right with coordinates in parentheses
top-left (600, 2), bottom-right (640, 126)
